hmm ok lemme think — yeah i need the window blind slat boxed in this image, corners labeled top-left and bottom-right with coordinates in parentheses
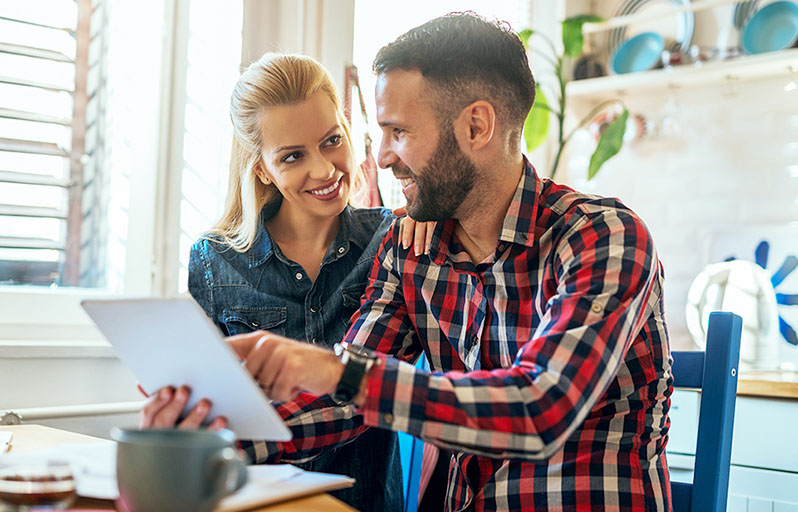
top-left (0, 137), bottom-right (69, 157)
top-left (0, 16), bottom-right (75, 34)
top-left (0, 75), bottom-right (72, 93)
top-left (0, 204), bottom-right (66, 219)
top-left (0, 236), bottom-right (63, 250)
top-left (0, 107), bottom-right (70, 126)
top-left (0, 41), bottom-right (73, 63)
top-left (0, 170), bottom-right (71, 187)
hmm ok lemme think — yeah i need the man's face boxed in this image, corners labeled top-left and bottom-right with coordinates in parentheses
top-left (375, 70), bottom-right (476, 222)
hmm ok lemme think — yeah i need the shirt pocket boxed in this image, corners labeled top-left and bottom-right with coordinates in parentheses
top-left (221, 307), bottom-right (287, 336)
top-left (340, 283), bottom-right (366, 330)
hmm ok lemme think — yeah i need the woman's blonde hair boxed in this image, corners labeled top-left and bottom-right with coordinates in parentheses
top-left (208, 53), bottom-right (367, 251)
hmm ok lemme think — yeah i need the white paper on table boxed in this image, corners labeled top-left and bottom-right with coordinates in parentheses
top-left (0, 431), bottom-right (12, 453)
top-left (218, 465), bottom-right (354, 512)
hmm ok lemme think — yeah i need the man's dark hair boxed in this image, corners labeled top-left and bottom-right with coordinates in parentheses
top-left (373, 12), bottom-right (535, 138)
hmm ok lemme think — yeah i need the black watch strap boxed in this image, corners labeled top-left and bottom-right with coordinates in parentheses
top-left (333, 343), bottom-right (376, 403)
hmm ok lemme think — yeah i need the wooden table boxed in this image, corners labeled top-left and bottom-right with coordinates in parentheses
top-left (1, 425), bottom-right (356, 512)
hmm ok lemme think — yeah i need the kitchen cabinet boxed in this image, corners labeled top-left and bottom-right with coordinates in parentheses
top-left (668, 389), bottom-right (798, 507)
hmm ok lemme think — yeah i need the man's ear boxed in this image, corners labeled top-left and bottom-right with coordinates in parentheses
top-left (455, 100), bottom-right (495, 152)
top-left (253, 161), bottom-right (272, 185)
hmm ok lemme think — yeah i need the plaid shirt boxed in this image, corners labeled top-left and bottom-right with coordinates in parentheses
top-left (249, 160), bottom-right (673, 512)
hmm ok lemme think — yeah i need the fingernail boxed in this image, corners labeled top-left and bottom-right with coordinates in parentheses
top-left (415, 247), bottom-right (421, 256)
top-left (197, 403), bottom-right (208, 414)
top-left (159, 388), bottom-right (170, 400)
top-left (403, 240), bottom-right (410, 249)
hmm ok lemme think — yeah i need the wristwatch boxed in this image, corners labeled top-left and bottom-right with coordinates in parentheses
top-left (333, 341), bottom-right (379, 403)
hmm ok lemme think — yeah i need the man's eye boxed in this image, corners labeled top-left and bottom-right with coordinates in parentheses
top-left (282, 151), bottom-right (303, 163)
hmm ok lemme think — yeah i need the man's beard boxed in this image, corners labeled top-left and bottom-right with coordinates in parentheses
top-left (393, 126), bottom-right (477, 222)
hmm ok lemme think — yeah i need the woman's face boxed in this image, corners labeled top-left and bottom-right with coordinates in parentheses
top-left (255, 90), bottom-right (353, 221)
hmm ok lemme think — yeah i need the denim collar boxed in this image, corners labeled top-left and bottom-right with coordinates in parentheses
top-left (246, 201), bottom-right (367, 268)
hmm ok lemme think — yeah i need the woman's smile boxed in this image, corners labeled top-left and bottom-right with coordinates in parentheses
top-left (307, 176), bottom-right (343, 201)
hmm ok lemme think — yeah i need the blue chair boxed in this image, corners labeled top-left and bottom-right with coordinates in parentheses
top-left (671, 311), bottom-right (742, 512)
top-left (400, 356), bottom-right (430, 512)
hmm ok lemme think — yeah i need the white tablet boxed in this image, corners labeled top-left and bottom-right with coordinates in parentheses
top-left (81, 297), bottom-right (292, 441)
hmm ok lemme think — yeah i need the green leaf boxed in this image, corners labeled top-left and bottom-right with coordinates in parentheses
top-left (518, 28), bottom-right (533, 51)
top-left (562, 14), bottom-right (603, 58)
top-left (588, 109), bottom-right (627, 180)
top-left (523, 88), bottom-right (550, 152)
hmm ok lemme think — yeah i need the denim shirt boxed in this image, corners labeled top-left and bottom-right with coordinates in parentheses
top-left (188, 202), bottom-right (403, 512)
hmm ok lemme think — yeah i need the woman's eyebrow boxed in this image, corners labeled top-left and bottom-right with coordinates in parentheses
top-left (273, 144), bottom-right (303, 155)
top-left (272, 125), bottom-right (340, 155)
top-left (317, 125), bottom-right (339, 142)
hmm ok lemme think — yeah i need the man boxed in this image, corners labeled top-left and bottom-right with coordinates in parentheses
top-left (228, 13), bottom-right (672, 511)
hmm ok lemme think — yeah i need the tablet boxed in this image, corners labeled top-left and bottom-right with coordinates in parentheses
top-left (81, 297), bottom-right (292, 441)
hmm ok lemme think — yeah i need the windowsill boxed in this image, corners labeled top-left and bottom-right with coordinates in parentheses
top-left (0, 286), bottom-right (115, 343)
top-left (0, 339), bottom-right (115, 358)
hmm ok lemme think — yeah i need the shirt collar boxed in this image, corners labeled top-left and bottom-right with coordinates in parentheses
top-left (427, 157), bottom-right (540, 265)
top-left (246, 200), bottom-right (280, 268)
top-left (245, 202), bottom-right (366, 268)
top-left (498, 156), bottom-right (540, 248)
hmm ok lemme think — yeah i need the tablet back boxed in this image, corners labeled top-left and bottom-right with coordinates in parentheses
top-left (81, 297), bottom-right (292, 441)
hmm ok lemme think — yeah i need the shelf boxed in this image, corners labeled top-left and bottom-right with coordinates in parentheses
top-left (582, 0), bottom-right (738, 34)
top-left (566, 47), bottom-right (798, 100)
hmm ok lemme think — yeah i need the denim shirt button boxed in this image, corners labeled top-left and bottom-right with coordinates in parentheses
top-left (312, 337), bottom-right (320, 344)
top-left (337, 246), bottom-right (345, 254)
top-left (310, 305), bottom-right (319, 313)
top-left (295, 272), bottom-right (303, 280)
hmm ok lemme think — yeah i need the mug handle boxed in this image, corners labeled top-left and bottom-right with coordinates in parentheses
top-left (209, 447), bottom-right (248, 499)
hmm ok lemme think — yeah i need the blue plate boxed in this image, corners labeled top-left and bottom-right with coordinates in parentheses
top-left (741, 1), bottom-right (798, 54)
top-left (611, 32), bottom-right (665, 74)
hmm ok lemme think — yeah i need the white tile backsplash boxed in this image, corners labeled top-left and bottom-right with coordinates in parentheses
top-left (561, 76), bottom-right (798, 357)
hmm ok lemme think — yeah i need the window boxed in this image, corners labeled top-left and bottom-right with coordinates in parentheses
top-left (0, 0), bottom-right (241, 293)
top-left (0, 0), bottom-right (242, 342)
top-left (0, 1), bottom-right (86, 287)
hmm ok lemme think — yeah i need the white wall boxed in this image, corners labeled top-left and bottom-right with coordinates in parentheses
top-left (561, 76), bottom-right (798, 368)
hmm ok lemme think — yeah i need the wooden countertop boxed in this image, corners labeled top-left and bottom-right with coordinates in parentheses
top-left (737, 371), bottom-right (798, 400)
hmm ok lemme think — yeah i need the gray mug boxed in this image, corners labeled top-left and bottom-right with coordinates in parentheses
top-left (111, 428), bottom-right (247, 512)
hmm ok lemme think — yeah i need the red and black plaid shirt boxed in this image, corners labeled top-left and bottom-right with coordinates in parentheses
top-left (248, 160), bottom-right (673, 511)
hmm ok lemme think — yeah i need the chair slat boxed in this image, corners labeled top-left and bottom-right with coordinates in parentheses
top-left (671, 481), bottom-right (692, 512)
top-left (671, 351), bottom-right (704, 389)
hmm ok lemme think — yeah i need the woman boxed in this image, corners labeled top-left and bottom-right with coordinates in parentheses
top-left (140, 53), bottom-right (429, 511)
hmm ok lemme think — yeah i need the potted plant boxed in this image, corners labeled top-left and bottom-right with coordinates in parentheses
top-left (521, 15), bottom-right (628, 180)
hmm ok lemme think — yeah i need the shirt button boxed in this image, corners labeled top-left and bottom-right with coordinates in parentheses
top-left (591, 303), bottom-right (603, 313)
top-left (295, 272), bottom-right (303, 280)
top-left (309, 306), bottom-right (319, 313)
top-left (337, 246), bottom-right (345, 254)
top-left (251, 322), bottom-right (259, 328)
top-left (383, 413), bottom-right (393, 424)
top-left (471, 335), bottom-right (479, 346)
top-left (312, 337), bottom-right (320, 344)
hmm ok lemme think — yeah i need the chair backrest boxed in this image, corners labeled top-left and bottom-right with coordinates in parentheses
top-left (401, 356), bottom-right (431, 512)
top-left (670, 311), bottom-right (742, 512)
